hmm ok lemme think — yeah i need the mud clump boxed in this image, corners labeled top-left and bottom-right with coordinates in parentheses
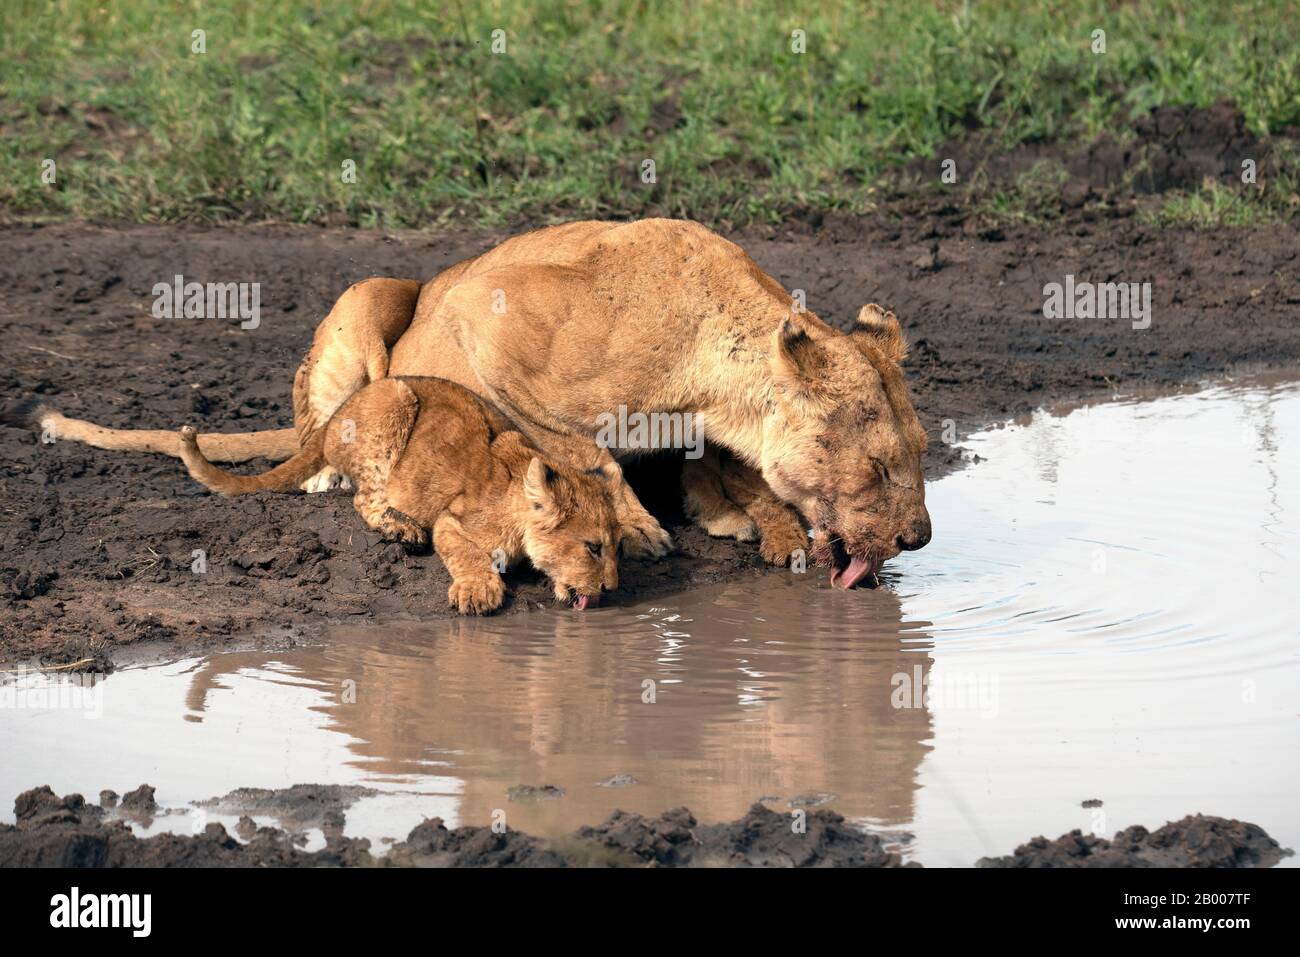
top-left (195, 784), bottom-right (377, 829)
top-left (14, 785), bottom-right (101, 827)
top-left (391, 818), bottom-right (564, 868)
top-left (1127, 102), bottom-right (1267, 193)
top-left (1, 785), bottom-right (1289, 869)
top-left (120, 783), bottom-right (157, 812)
top-left (0, 785), bottom-right (374, 868)
top-left (506, 784), bottom-right (566, 802)
top-left (977, 816), bottom-right (1293, 868)
top-left (574, 803), bottom-right (910, 868)
top-left (3, 564), bottom-right (57, 603)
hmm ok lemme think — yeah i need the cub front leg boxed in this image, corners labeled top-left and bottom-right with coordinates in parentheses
top-left (718, 456), bottom-right (809, 566)
top-left (434, 514), bottom-right (507, 615)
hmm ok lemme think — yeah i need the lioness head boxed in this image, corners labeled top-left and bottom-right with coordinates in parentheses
top-left (762, 304), bottom-right (931, 588)
top-left (520, 457), bottom-right (620, 608)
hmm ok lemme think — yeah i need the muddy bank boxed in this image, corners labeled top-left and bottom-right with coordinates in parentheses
top-left (2, 140), bottom-right (1298, 664)
top-left (977, 817), bottom-right (1291, 869)
top-left (1, 784), bottom-right (1289, 868)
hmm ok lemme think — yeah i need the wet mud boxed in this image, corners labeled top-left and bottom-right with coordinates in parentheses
top-left (977, 817), bottom-right (1291, 869)
top-left (1, 784), bottom-right (1288, 869)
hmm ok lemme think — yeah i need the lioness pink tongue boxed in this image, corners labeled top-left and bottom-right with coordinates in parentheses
top-left (573, 595), bottom-right (590, 610)
top-left (835, 557), bottom-right (873, 590)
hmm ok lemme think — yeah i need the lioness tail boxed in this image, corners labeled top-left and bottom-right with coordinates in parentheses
top-left (178, 426), bottom-right (327, 496)
top-left (2, 401), bottom-right (299, 463)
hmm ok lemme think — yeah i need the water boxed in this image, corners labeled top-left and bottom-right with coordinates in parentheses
top-left (3, 377), bottom-right (1298, 865)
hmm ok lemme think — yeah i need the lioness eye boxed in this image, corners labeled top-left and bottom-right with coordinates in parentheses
top-left (585, 541), bottom-right (602, 558)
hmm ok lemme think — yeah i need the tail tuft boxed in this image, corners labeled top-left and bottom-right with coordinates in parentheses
top-left (0, 398), bottom-right (49, 430)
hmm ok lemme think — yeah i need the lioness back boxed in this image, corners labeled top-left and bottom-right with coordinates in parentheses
top-left (295, 277), bottom-right (422, 443)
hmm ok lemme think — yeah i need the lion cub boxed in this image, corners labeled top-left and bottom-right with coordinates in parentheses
top-left (177, 376), bottom-right (620, 614)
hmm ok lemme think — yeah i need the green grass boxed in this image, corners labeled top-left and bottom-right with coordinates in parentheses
top-left (973, 159), bottom-right (1072, 225)
top-left (1142, 139), bottom-right (1300, 227)
top-left (1, 0), bottom-right (1298, 228)
top-left (1143, 179), bottom-right (1289, 227)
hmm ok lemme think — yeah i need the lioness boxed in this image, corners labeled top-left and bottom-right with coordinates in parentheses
top-left (382, 219), bottom-right (932, 586)
top-left (32, 219), bottom-right (931, 587)
top-left (176, 376), bottom-right (621, 614)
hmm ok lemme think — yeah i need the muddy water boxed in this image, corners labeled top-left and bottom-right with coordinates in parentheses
top-left (3, 377), bottom-right (1298, 864)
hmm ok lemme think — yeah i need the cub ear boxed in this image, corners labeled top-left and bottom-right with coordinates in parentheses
top-left (524, 457), bottom-right (557, 511)
top-left (593, 461), bottom-right (624, 484)
top-left (770, 318), bottom-right (827, 398)
top-left (851, 304), bottom-right (907, 364)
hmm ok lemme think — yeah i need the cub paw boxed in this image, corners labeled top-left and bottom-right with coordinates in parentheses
top-left (757, 512), bottom-right (810, 566)
top-left (619, 518), bottom-right (674, 559)
top-left (448, 575), bottom-right (506, 615)
top-left (379, 507), bottom-right (430, 553)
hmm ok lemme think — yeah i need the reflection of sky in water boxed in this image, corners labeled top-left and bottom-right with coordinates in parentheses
top-left (1, 379), bottom-right (1297, 865)
top-left (898, 379), bottom-right (1300, 865)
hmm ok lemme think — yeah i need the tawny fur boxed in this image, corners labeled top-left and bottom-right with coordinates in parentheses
top-left (177, 376), bottom-right (620, 614)
top-left (23, 219), bottom-right (931, 580)
top-left (20, 405), bottom-right (299, 463)
top-left (384, 219), bottom-right (931, 576)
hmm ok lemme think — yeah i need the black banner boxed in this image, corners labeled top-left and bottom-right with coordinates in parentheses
top-left (1, 865), bottom-right (1292, 943)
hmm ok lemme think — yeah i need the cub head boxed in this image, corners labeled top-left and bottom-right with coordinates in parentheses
top-left (761, 304), bottom-right (931, 588)
top-left (520, 457), bottom-right (620, 609)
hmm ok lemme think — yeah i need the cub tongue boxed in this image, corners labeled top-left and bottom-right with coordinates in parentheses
top-left (834, 556), bottom-right (874, 590)
top-left (573, 595), bottom-right (591, 610)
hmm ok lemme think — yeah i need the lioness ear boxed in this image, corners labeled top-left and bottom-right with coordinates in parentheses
top-left (851, 304), bottom-right (908, 363)
top-left (593, 461), bottom-right (623, 484)
top-left (524, 457), bottom-right (557, 511)
top-left (770, 318), bottom-right (826, 398)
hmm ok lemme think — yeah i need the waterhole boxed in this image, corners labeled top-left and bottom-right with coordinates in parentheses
top-left (4, 376), bottom-right (1297, 864)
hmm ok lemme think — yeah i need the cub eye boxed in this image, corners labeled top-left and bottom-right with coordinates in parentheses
top-left (585, 541), bottom-right (602, 559)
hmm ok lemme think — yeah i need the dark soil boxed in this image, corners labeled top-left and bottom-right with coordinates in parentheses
top-left (899, 100), bottom-right (1288, 198)
top-left (194, 784), bottom-right (378, 830)
top-left (978, 817), bottom-right (1292, 869)
top-left (1, 784), bottom-right (1288, 868)
top-left (2, 103), bottom-right (1298, 666)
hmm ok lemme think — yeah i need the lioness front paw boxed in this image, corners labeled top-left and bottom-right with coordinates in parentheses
top-left (757, 511), bottom-right (810, 566)
top-left (448, 574), bottom-right (506, 615)
top-left (699, 509), bottom-right (759, 541)
top-left (619, 517), bottom-right (673, 559)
